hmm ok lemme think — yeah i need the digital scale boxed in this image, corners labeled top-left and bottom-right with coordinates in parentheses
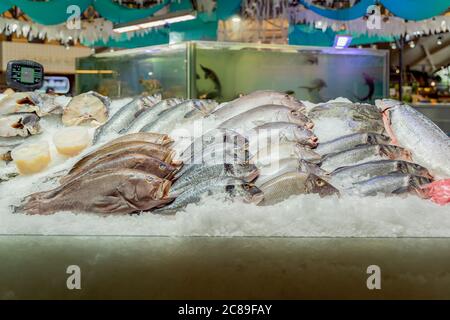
top-left (6, 60), bottom-right (44, 92)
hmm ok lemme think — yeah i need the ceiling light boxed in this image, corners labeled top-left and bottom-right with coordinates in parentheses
top-left (113, 10), bottom-right (197, 33)
top-left (409, 41), bottom-right (415, 48)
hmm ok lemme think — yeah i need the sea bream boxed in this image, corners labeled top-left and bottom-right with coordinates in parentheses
top-left (0, 113), bottom-right (41, 137)
top-left (140, 99), bottom-right (218, 134)
top-left (211, 90), bottom-right (305, 123)
top-left (255, 157), bottom-right (302, 187)
top-left (93, 95), bottom-right (160, 144)
top-left (171, 163), bottom-right (259, 194)
top-left (19, 169), bottom-right (173, 215)
top-left (320, 144), bottom-right (412, 173)
top-left (123, 98), bottom-right (184, 134)
top-left (315, 132), bottom-right (391, 156)
top-left (60, 153), bottom-right (179, 185)
top-left (376, 99), bottom-right (450, 178)
top-left (218, 105), bottom-right (314, 132)
top-left (328, 160), bottom-right (433, 189)
top-left (153, 177), bottom-right (264, 214)
top-left (344, 173), bottom-right (433, 198)
top-left (258, 171), bottom-right (339, 206)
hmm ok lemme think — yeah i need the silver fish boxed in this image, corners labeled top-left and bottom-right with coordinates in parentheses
top-left (171, 163), bottom-right (260, 194)
top-left (0, 113), bottom-right (41, 137)
top-left (140, 99), bottom-right (218, 134)
top-left (316, 132), bottom-right (391, 156)
top-left (376, 99), bottom-right (450, 178)
top-left (123, 98), bottom-right (184, 134)
top-left (93, 95), bottom-right (160, 144)
top-left (179, 141), bottom-right (250, 165)
top-left (154, 177), bottom-right (264, 214)
top-left (320, 144), bottom-right (412, 173)
top-left (258, 172), bottom-right (339, 206)
top-left (252, 141), bottom-right (321, 167)
top-left (211, 90), bottom-right (305, 123)
top-left (179, 128), bottom-right (248, 160)
top-left (219, 105), bottom-right (314, 132)
top-left (245, 122), bottom-right (318, 154)
top-left (344, 173), bottom-right (432, 197)
top-left (329, 160), bottom-right (433, 188)
top-left (255, 157), bottom-right (301, 187)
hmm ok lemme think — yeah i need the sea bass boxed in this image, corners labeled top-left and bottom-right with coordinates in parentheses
top-left (316, 132), bottom-right (391, 156)
top-left (320, 144), bottom-right (412, 173)
top-left (246, 122), bottom-right (318, 151)
top-left (211, 90), bottom-right (305, 122)
top-left (0, 113), bottom-right (41, 137)
top-left (123, 98), bottom-right (184, 134)
top-left (376, 99), bottom-right (450, 178)
top-left (255, 157), bottom-right (301, 187)
top-left (258, 172), bottom-right (339, 206)
top-left (329, 160), bottom-right (433, 188)
top-left (344, 173), bottom-right (432, 198)
top-left (252, 141), bottom-right (321, 167)
top-left (140, 99), bottom-right (218, 134)
top-left (93, 95), bottom-right (160, 144)
top-left (219, 105), bottom-right (314, 132)
top-left (19, 169), bottom-right (173, 215)
top-left (154, 177), bottom-right (263, 214)
top-left (171, 163), bottom-right (259, 194)
top-left (61, 153), bottom-right (179, 185)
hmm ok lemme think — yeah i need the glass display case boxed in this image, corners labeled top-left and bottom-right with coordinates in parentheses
top-left (76, 41), bottom-right (389, 103)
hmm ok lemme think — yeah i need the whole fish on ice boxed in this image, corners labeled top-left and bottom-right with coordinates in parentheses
top-left (376, 99), bottom-right (450, 178)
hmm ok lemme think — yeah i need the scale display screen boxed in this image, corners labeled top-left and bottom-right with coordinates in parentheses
top-left (6, 60), bottom-right (44, 91)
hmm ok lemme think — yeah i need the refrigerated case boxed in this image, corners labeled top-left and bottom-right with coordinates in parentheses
top-left (76, 41), bottom-right (389, 104)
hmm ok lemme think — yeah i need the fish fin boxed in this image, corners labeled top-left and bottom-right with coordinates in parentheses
top-left (392, 186), bottom-right (411, 195)
top-left (184, 109), bottom-right (198, 119)
top-left (93, 196), bottom-right (123, 212)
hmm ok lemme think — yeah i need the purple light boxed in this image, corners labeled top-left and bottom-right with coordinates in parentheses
top-left (334, 35), bottom-right (353, 49)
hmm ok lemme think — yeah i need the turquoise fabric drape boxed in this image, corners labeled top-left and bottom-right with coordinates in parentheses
top-left (93, 0), bottom-right (170, 24)
top-left (379, 0), bottom-right (450, 21)
top-left (299, 0), bottom-right (374, 21)
top-left (92, 29), bottom-right (169, 48)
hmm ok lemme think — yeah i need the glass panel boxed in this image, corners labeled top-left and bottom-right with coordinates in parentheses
top-left (194, 41), bottom-right (388, 103)
top-left (75, 43), bottom-right (188, 98)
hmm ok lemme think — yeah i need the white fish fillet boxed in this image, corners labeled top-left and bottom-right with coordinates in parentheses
top-left (376, 99), bottom-right (450, 178)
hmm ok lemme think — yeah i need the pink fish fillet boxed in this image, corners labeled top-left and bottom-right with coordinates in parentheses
top-left (381, 109), bottom-right (399, 145)
top-left (422, 179), bottom-right (450, 206)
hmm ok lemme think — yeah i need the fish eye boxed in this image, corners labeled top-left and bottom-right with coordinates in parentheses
top-left (159, 164), bottom-right (167, 170)
top-left (316, 179), bottom-right (326, 187)
top-left (225, 185), bottom-right (235, 192)
top-left (243, 184), bottom-right (251, 190)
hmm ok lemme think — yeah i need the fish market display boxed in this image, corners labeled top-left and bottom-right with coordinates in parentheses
top-left (4, 90), bottom-right (450, 219)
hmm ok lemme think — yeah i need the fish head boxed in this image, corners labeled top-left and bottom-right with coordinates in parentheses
top-left (375, 99), bottom-right (402, 113)
top-left (397, 161), bottom-right (434, 179)
top-left (236, 183), bottom-right (265, 205)
top-left (293, 127), bottom-right (318, 148)
top-left (408, 175), bottom-right (434, 199)
top-left (280, 94), bottom-right (305, 112)
top-left (305, 174), bottom-right (339, 197)
top-left (235, 163), bottom-right (260, 182)
top-left (380, 145), bottom-right (412, 161)
top-left (288, 109), bottom-right (314, 129)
